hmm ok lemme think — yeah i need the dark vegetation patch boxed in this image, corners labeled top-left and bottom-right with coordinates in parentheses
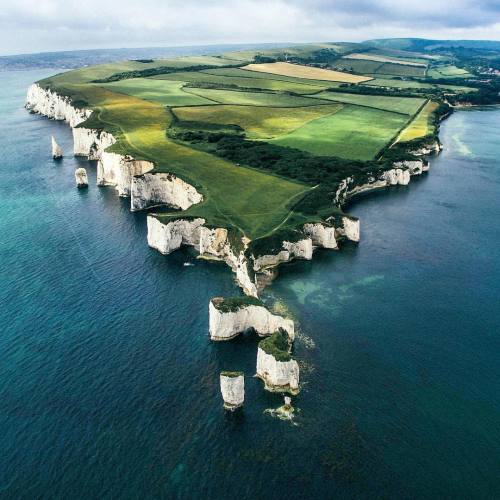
top-left (247, 227), bottom-right (306, 257)
top-left (220, 371), bottom-right (243, 378)
top-left (259, 329), bottom-right (292, 362)
top-left (212, 296), bottom-right (264, 312)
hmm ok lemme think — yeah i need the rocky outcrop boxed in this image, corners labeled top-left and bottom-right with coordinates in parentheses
top-left (410, 140), bottom-right (442, 156)
top-left (25, 84), bottom-right (90, 127)
top-left (336, 216), bottom-right (360, 243)
top-left (147, 216), bottom-right (204, 255)
top-left (256, 330), bottom-right (299, 395)
top-left (209, 297), bottom-right (294, 341)
top-left (220, 372), bottom-right (244, 410)
top-left (382, 167), bottom-right (411, 185)
top-left (334, 160), bottom-right (429, 206)
top-left (393, 159), bottom-right (429, 176)
top-left (97, 152), bottom-right (154, 197)
top-left (303, 222), bottom-right (338, 249)
top-left (131, 172), bottom-right (202, 211)
top-left (75, 168), bottom-right (88, 188)
top-left (73, 128), bottom-right (116, 159)
top-left (252, 238), bottom-right (313, 273)
top-left (51, 136), bottom-right (63, 159)
top-left (147, 215), bottom-right (257, 296)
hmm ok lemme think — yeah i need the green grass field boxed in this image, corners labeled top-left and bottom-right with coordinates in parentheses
top-left (335, 59), bottom-right (384, 74)
top-left (184, 87), bottom-right (332, 107)
top-left (36, 40), bottom-right (487, 250)
top-left (270, 105), bottom-right (409, 159)
top-left (80, 87), bottom-right (310, 239)
top-left (151, 71), bottom-right (328, 94)
top-left (309, 91), bottom-right (425, 115)
top-left (100, 78), bottom-right (215, 106)
top-left (427, 65), bottom-right (473, 79)
top-left (173, 103), bottom-right (343, 139)
top-left (375, 62), bottom-right (427, 77)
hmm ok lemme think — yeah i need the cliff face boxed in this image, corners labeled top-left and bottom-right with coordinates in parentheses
top-left (256, 347), bottom-right (300, 395)
top-left (208, 299), bottom-right (294, 341)
top-left (147, 217), bottom-right (204, 255)
top-left (97, 152), bottom-right (154, 197)
top-left (131, 173), bottom-right (202, 211)
top-left (25, 84), bottom-right (90, 127)
top-left (73, 128), bottom-right (116, 159)
top-left (146, 214), bottom-right (363, 296)
top-left (334, 159), bottom-right (429, 206)
top-left (252, 239), bottom-right (313, 273)
top-left (304, 223), bottom-right (338, 249)
top-left (336, 216), bottom-right (360, 243)
top-left (27, 82), bottom-right (436, 300)
top-left (26, 83), bottom-right (202, 211)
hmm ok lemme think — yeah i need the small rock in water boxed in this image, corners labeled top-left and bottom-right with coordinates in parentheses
top-left (220, 371), bottom-right (244, 411)
top-left (75, 168), bottom-right (88, 188)
top-left (264, 396), bottom-right (298, 424)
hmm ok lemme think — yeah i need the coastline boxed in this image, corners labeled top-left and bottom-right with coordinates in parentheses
top-left (25, 82), bottom-right (437, 299)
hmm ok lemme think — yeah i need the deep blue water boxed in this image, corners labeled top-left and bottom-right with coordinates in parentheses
top-left (0, 69), bottom-right (499, 499)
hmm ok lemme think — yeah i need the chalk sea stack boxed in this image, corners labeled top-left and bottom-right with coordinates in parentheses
top-left (220, 371), bottom-right (244, 410)
top-left (75, 168), bottom-right (88, 188)
top-left (51, 135), bottom-right (63, 159)
top-left (256, 329), bottom-right (299, 395)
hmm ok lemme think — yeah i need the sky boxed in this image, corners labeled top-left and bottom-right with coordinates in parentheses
top-left (1, 0), bottom-right (500, 56)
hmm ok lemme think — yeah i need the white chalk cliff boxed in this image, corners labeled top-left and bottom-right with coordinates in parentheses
top-left (26, 84), bottom-right (90, 127)
top-left (147, 217), bottom-right (205, 255)
top-left (131, 172), bottom-right (203, 211)
top-left (252, 238), bottom-right (313, 273)
top-left (25, 83), bottom-right (202, 211)
top-left (334, 159), bottom-right (429, 206)
top-left (147, 215), bottom-right (258, 296)
top-left (304, 222), bottom-right (338, 249)
top-left (73, 127), bottom-right (116, 159)
top-left (27, 82), bottom-right (439, 299)
top-left (220, 372), bottom-right (244, 410)
top-left (209, 298), bottom-right (294, 341)
top-left (97, 152), bottom-right (154, 197)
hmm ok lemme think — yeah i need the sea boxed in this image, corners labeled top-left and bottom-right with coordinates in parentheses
top-left (0, 51), bottom-right (499, 498)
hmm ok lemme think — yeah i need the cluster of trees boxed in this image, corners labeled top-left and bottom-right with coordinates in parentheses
top-left (446, 79), bottom-right (500, 105)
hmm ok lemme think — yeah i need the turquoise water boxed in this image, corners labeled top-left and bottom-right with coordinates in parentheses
top-left (0, 69), bottom-right (499, 499)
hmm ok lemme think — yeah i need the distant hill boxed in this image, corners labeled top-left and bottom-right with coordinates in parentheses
top-left (365, 38), bottom-right (500, 52)
top-left (0, 43), bottom-right (288, 70)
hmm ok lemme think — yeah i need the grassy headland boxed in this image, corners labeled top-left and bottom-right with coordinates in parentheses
top-left (37, 41), bottom-right (499, 254)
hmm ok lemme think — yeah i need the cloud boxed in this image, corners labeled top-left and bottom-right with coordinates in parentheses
top-left (0, 0), bottom-right (499, 55)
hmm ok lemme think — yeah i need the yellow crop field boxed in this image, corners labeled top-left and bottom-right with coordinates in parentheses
top-left (242, 62), bottom-right (372, 83)
top-left (397, 101), bottom-right (438, 142)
